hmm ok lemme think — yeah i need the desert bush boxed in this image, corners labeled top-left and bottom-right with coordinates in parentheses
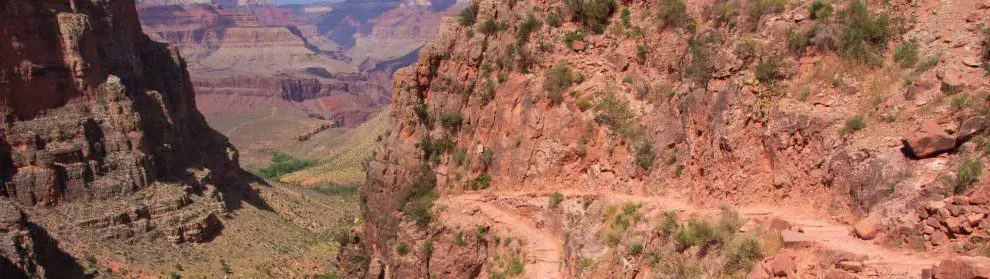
top-left (479, 19), bottom-right (498, 35)
top-left (710, 0), bottom-right (740, 28)
top-left (258, 151), bottom-right (312, 178)
top-left (584, 0), bottom-right (617, 33)
top-left (754, 55), bottom-right (785, 84)
top-left (454, 232), bottom-right (466, 246)
top-left (724, 236), bottom-right (764, 273)
top-left (565, 31), bottom-right (586, 50)
top-left (636, 143), bottom-right (655, 170)
top-left (658, 211), bottom-right (679, 237)
top-left (550, 192), bottom-right (565, 208)
top-left (517, 14), bottom-right (542, 45)
top-left (593, 92), bottom-right (636, 135)
top-left (396, 243), bottom-right (410, 255)
top-left (547, 9), bottom-right (562, 27)
top-left (981, 26), bottom-right (990, 71)
top-left (621, 7), bottom-right (632, 27)
top-left (808, 0), bottom-right (832, 20)
top-left (419, 134), bottom-right (455, 163)
top-left (440, 111), bottom-right (464, 131)
top-left (544, 64), bottom-right (575, 104)
top-left (506, 257), bottom-right (525, 276)
top-left (836, 0), bottom-right (893, 65)
top-left (747, 0), bottom-right (786, 26)
top-left (459, 2), bottom-right (479, 26)
top-left (917, 55), bottom-right (940, 72)
top-left (468, 172), bottom-right (491, 190)
top-left (787, 28), bottom-right (812, 56)
top-left (734, 38), bottom-right (758, 61)
top-left (658, 0), bottom-right (695, 31)
top-left (628, 242), bottom-right (644, 256)
top-left (478, 79), bottom-right (495, 105)
top-left (397, 168), bottom-right (438, 228)
top-left (685, 32), bottom-right (720, 81)
top-left (893, 39), bottom-right (919, 68)
top-left (453, 147), bottom-right (468, 166)
top-left (637, 44), bottom-right (648, 61)
top-left (840, 114), bottom-right (866, 135)
top-left (949, 158), bottom-right (984, 194)
top-left (480, 148), bottom-right (494, 169)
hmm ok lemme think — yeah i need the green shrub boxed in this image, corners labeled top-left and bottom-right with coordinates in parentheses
top-left (423, 241), bottom-right (434, 254)
top-left (808, 0), bottom-right (832, 20)
top-left (685, 33), bottom-right (720, 81)
top-left (459, 2), bottom-right (479, 26)
top-left (506, 257), bottom-right (525, 276)
top-left (396, 243), bottom-right (409, 255)
top-left (747, 0), bottom-right (787, 25)
top-left (478, 79), bottom-right (495, 105)
top-left (917, 55), bottom-right (940, 72)
top-left (754, 56), bottom-right (785, 84)
top-left (547, 10), bottom-right (562, 27)
top-left (258, 151), bottom-right (312, 178)
top-left (419, 134), bottom-right (455, 163)
top-left (840, 115), bottom-right (866, 135)
top-left (550, 192), bottom-right (565, 208)
top-left (468, 172), bottom-right (491, 190)
top-left (981, 26), bottom-right (989, 71)
top-left (893, 39), bottom-right (920, 68)
top-left (565, 32), bottom-right (586, 50)
top-left (220, 259), bottom-right (232, 274)
top-left (584, 0), bottom-right (616, 33)
top-left (544, 63), bottom-right (575, 104)
top-left (621, 8), bottom-right (632, 27)
top-left (734, 38), bottom-right (758, 61)
top-left (517, 14), bottom-right (542, 45)
top-left (479, 19), bottom-right (498, 35)
top-left (480, 149), bottom-right (494, 169)
top-left (837, 0), bottom-right (893, 65)
top-left (711, 0), bottom-right (740, 28)
top-left (636, 143), bottom-right (655, 170)
top-left (593, 92), bottom-right (635, 135)
top-left (627, 242), bottom-right (644, 256)
top-left (659, 211), bottom-right (679, 237)
top-left (787, 28), bottom-right (811, 56)
top-left (454, 232), bottom-right (466, 246)
top-left (950, 158), bottom-right (984, 194)
top-left (724, 237), bottom-right (764, 273)
top-left (396, 168), bottom-right (438, 228)
top-left (440, 111), bottom-right (464, 131)
top-left (453, 147), bottom-right (468, 166)
top-left (657, 0), bottom-right (695, 31)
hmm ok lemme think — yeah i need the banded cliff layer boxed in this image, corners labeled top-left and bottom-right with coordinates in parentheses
top-left (0, 0), bottom-right (240, 277)
top-left (343, 0), bottom-right (990, 278)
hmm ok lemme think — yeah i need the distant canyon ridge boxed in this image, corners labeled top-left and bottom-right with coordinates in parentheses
top-left (136, 0), bottom-right (461, 128)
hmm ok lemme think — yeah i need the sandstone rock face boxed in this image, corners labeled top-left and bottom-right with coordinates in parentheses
top-left (904, 120), bottom-right (956, 158)
top-left (937, 256), bottom-right (990, 279)
top-left (1, 0), bottom-right (240, 274)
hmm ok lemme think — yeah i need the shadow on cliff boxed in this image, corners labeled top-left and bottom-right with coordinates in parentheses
top-left (0, 222), bottom-right (90, 279)
top-left (221, 170), bottom-right (274, 212)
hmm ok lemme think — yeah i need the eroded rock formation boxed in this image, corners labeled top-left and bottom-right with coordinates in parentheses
top-left (1, 0), bottom-right (241, 276)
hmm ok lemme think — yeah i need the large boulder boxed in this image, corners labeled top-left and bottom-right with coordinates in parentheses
top-left (957, 116), bottom-right (987, 143)
top-left (854, 215), bottom-right (883, 240)
top-left (937, 256), bottom-right (990, 279)
top-left (904, 120), bottom-right (956, 158)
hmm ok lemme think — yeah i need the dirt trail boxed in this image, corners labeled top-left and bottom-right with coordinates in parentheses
top-left (439, 191), bottom-right (939, 278)
top-left (441, 193), bottom-right (564, 279)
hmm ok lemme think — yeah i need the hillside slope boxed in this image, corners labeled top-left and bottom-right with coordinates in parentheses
top-left (341, 0), bottom-right (989, 277)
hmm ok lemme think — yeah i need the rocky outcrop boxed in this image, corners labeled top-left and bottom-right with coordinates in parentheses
top-left (1, 0), bottom-right (241, 275)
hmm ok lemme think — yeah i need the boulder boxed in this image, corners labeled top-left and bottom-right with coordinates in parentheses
top-left (854, 216), bottom-right (883, 240)
top-left (770, 256), bottom-right (795, 277)
top-left (746, 263), bottom-right (771, 279)
top-left (937, 256), bottom-right (990, 279)
top-left (957, 116), bottom-right (987, 143)
top-left (780, 230), bottom-right (809, 246)
top-left (904, 120), bottom-right (956, 158)
top-left (836, 260), bottom-right (864, 272)
top-left (824, 269), bottom-right (859, 279)
top-left (932, 230), bottom-right (950, 246)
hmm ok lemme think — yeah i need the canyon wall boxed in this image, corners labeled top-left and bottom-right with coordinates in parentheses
top-left (342, 0), bottom-right (990, 277)
top-left (0, 0), bottom-right (242, 276)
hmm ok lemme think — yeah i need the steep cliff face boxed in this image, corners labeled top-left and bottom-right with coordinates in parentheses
top-left (344, 0), bottom-right (989, 277)
top-left (0, 0), bottom-right (240, 276)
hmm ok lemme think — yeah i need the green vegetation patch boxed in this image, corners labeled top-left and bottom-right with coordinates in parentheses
top-left (258, 151), bottom-right (313, 179)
